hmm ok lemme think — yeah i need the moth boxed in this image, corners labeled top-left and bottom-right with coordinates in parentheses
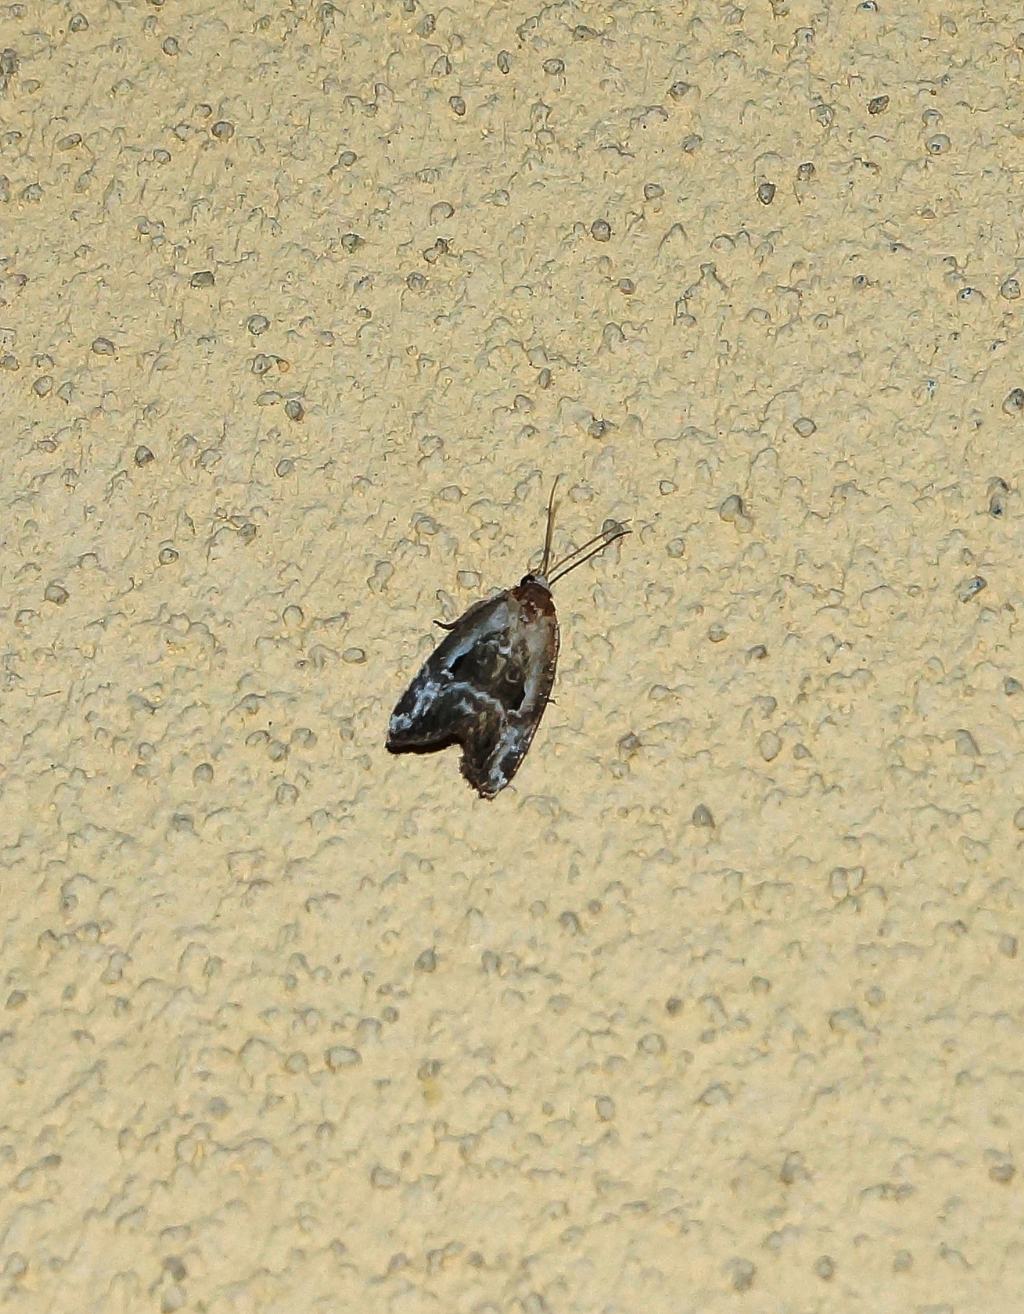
top-left (386, 480), bottom-right (629, 799)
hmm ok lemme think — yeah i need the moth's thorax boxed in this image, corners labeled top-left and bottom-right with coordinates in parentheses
top-left (514, 574), bottom-right (556, 617)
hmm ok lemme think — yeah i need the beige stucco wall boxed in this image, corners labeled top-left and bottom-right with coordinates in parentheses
top-left (2, 1), bottom-right (1021, 1310)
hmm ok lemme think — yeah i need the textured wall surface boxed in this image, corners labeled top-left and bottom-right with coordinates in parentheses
top-left (1, 1), bottom-right (1022, 1311)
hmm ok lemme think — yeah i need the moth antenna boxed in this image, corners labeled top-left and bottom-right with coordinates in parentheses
top-left (546, 521), bottom-right (632, 581)
top-left (539, 475), bottom-right (562, 578)
top-left (547, 524), bottom-right (630, 586)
